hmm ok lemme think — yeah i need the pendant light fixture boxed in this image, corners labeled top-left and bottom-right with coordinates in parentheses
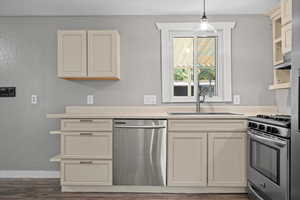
top-left (194, 0), bottom-right (217, 36)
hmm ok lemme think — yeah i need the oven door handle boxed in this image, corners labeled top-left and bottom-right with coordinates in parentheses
top-left (248, 184), bottom-right (264, 200)
top-left (247, 131), bottom-right (287, 147)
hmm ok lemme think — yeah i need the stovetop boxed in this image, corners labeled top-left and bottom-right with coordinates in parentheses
top-left (248, 114), bottom-right (291, 138)
top-left (248, 114), bottom-right (291, 128)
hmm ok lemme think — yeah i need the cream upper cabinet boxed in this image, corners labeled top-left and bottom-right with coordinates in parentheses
top-left (270, 9), bottom-right (284, 65)
top-left (168, 132), bottom-right (207, 187)
top-left (88, 31), bottom-right (120, 79)
top-left (281, 0), bottom-right (292, 25)
top-left (57, 30), bottom-right (87, 78)
top-left (207, 132), bottom-right (247, 187)
top-left (57, 30), bottom-right (120, 80)
top-left (282, 22), bottom-right (292, 54)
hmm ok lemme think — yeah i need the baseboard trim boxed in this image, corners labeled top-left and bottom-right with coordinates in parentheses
top-left (62, 185), bottom-right (247, 193)
top-left (0, 170), bottom-right (60, 178)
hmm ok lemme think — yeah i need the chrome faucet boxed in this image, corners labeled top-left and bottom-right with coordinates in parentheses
top-left (196, 86), bottom-right (205, 113)
top-left (196, 67), bottom-right (213, 113)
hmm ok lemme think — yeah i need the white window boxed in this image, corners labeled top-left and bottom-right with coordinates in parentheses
top-left (156, 22), bottom-right (236, 103)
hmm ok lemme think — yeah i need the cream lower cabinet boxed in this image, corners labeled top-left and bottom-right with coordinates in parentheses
top-left (53, 119), bottom-right (113, 187)
top-left (208, 132), bottom-right (247, 187)
top-left (168, 132), bottom-right (207, 186)
top-left (167, 119), bottom-right (247, 188)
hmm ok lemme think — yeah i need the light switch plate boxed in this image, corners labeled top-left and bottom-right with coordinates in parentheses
top-left (233, 95), bottom-right (240, 105)
top-left (31, 95), bottom-right (38, 104)
top-left (87, 95), bottom-right (94, 105)
top-left (144, 95), bottom-right (157, 105)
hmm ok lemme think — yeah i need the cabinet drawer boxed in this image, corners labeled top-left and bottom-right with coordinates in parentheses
top-left (168, 120), bottom-right (247, 132)
top-left (61, 132), bottom-right (112, 159)
top-left (61, 160), bottom-right (112, 186)
top-left (61, 119), bottom-right (112, 131)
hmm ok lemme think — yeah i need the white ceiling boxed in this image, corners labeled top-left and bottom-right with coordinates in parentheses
top-left (0, 0), bottom-right (279, 16)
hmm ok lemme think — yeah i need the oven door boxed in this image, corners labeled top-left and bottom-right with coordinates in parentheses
top-left (247, 130), bottom-right (289, 200)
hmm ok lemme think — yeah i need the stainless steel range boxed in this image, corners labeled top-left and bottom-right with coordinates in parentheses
top-left (247, 114), bottom-right (291, 200)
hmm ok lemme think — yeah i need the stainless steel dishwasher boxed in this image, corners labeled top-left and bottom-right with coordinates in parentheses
top-left (113, 119), bottom-right (167, 186)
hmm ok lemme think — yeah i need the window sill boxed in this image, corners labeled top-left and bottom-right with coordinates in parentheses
top-left (164, 98), bottom-right (233, 103)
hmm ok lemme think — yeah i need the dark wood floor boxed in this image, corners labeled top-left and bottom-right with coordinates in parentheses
top-left (0, 179), bottom-right (249, 200)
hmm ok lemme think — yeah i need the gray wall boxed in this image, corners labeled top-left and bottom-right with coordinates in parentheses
top-left (275, 90), bottom-right (291, 114)
top-left (0, 15), bottom-right (275, 170)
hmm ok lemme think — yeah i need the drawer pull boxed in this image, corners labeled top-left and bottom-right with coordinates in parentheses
top-left (79, 161), bottom-right (93, 164)
top-left (79, 132), bottom-right (93, 136)
top-left (79, 119), bottom-right (93, 123)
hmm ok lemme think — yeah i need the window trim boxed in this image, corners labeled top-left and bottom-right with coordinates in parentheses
top-left (156, 22), bottom-right (236, 103)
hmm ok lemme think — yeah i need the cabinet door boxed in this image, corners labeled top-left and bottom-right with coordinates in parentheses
top-left (208, 132), bottom-right (247, 187)
top-left (57, 30), bottom-right (87, 78)
top-left (281, 0), bottom-right (292, 25)
top-left (88, 31), bottom-right (120, 79)
top-left (282, 23), bottom-right (292, 54)
top-left (168, 132), bottom-right (207, 186)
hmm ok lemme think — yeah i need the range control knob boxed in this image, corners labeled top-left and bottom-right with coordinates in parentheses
top-left (248, 122), bottom-right (258, 129)
top-left (248, 122), bottom-right (253, 128)
top-left (253, 123), bottom-right (258, 129)
top-left (272, 127), bottom-right (279, 134)
top-left (259, 124), bottom-right (265, 131)
top-left (266, 126), bottom-right (272, 133)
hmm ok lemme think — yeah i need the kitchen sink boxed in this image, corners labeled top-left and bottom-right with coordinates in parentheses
top-left (168, 112), bottom-right (242, 115)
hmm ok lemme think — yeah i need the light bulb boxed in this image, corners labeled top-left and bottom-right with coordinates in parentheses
top-left (194, 17), bottom-right (217, 37)
top-left (200, 19), bottom-right (209, 31)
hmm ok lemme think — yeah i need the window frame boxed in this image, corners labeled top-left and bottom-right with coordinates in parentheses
top-left (156, 22), bottom-right (236, 103)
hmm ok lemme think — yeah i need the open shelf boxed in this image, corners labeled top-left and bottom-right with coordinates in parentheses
top-left (50, 155), bottom-right (61, 162)
top-left (269, 82), bottom-right (291, 90)
top-left (274, 63), bottom-right (291, 70)
top-left (269, 67), bottom-right (291, 90)
top-left (50, 131), bottom-right (61, 135)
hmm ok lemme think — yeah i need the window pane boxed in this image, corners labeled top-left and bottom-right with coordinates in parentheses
top-left (173, 37), bottom-right (194, 97)
top-left (196, 37), bottom-right (217, 96)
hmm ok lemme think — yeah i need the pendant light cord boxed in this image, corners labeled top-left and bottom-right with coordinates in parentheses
top-left (202, 0), bottom-right (207, 19)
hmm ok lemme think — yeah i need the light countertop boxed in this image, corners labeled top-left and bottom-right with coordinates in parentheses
top-left (47, 105), bottom-right (279, 120)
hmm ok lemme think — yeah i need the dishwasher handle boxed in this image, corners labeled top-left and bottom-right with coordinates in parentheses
top-left (114, 125), bottom-right (166, 129)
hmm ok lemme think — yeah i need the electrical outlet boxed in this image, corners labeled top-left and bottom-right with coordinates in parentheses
top-left (31, 95), bottom-right (38, 104)
top-left (144, 95), bottom-right (157, 105)
top-left (233, 95), bottom-right (240, 105)
top-left (87, 95), bottom-right (94, 105)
